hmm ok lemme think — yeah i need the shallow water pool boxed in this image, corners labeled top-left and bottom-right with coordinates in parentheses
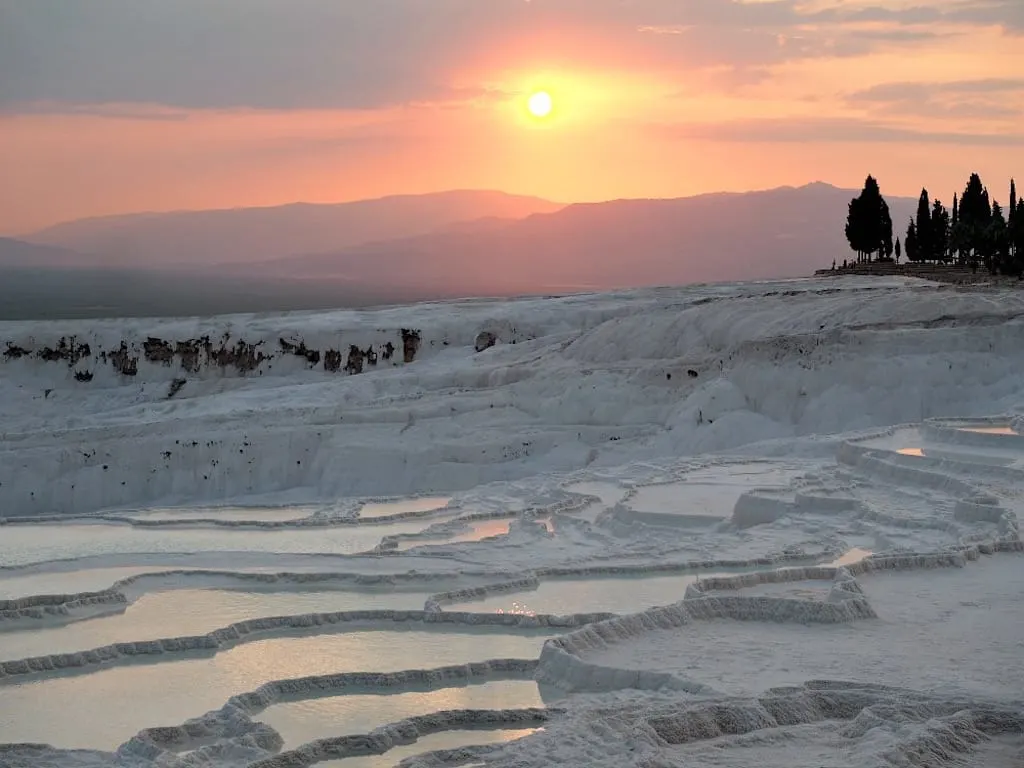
top-left (394, 517), bottom-right (553, 551)
top-left (125, 505), bottom-right (317, 523)
top-left (0, 587), bottom-right (433, 661)
top-left (446, 570), bottom-right (749, 616)
top-left (0, 630), bottom-right (552, 750)
top-left (259, 679), bottom-right (542, 748)
top-left (957, 425), bottom-right (1019, 436)
top-left (0, 518), bottom-right (440, 566)
top-left (359, 497), bottom-right (451, 519)
top-left (314, 727), bottom-right (540, 768)
top-left (0, 565), bottom-right (221, 600)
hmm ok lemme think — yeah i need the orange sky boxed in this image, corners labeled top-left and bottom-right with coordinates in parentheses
top-left (2, 0), bottom-right (1023, 234)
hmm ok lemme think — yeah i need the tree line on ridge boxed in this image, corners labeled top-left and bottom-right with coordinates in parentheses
top-left (843, 173), bottom-right (1024, 276)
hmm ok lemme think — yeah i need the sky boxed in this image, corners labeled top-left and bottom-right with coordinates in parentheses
top-left (2, 0), bottom-right (1023, 234)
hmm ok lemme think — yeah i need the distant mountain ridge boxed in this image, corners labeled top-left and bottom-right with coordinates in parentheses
top-left (0, 237), bottom-right (87, 269)
top-left (2, 182), bottom-right (917, 320)
top-left (244, 182), bottom-right (916, 292)
top-left (24, 190), bottom-right (565, 267)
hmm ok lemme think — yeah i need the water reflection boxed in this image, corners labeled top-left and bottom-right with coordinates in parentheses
top-left (0, 588), bottom-right (432, 661)
top-left (314, 728), bottom-right (540, 768)
top-left (126, 506), bottom-right (315, 522)
top-left (394, 517), bottom-right (553, 551)
top-left (958, 426), bottom-right (1019, 436)
top-left (827, 548), bottom-right (872, 567)
top-left (0, 518), bottom-right (439, 566)
top-left (0, 631), bottom-right (551, 750)
top-left (447, 570), bottom-right (745, 616)
top-left (359, 497), bottom-right (452, 519)
top-left (259, 680), bottom-right (542, 747)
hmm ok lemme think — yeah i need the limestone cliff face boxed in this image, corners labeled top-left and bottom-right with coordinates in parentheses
top-left (2, 329), bottom-right (421, 383)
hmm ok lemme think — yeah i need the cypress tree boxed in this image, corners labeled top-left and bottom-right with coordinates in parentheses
top-left (960, 173), bottom-right (992, 268)
top-left (930, 199), bottom-right (950, 263)
top-left (915, 189), bottom-right (932, 262)
top-left (1010, 179), bottom-right (1018, 261)
top-left (845, 175), bottom-right (891, 262)
top-left (950, 193), bottom-right (968, 266)
top-left (845, 197), bottom-right (866, 263)
top-left (905, 220), bottom-right (918, 263)
top-left (989, 202), bottom-right (1009, 274)
top-left (1013, 198), bottom-right (1024, 275)
top-left (881, 198), bottom-right (894, 261)
top-left (895, 237), bottom-right (902, 264)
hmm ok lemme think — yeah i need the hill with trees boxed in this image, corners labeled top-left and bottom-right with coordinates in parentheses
top-left (841, 173), bottom-right (1023, 278)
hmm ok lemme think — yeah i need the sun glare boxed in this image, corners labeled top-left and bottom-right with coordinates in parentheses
top-left (527, 91), bottom-right (553, 118)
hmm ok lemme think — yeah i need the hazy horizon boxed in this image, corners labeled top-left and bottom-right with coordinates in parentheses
top-left (0, 182), bottom-right (922, 319)
top-left (3, 0), bottom-right (1023, 235)
top-left (6, 179), bottom-right (881, 238)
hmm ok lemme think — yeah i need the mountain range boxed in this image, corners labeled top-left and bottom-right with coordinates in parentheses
top-left (1, 183), bottom-right (916, 319)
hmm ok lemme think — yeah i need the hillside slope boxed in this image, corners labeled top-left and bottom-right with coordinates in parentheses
top-left (25, 190), bottom-right (564, 267)
top-left (3, 275), bottom-right (1021, 517)
top-left (248, 183), bottom-right (916, 292)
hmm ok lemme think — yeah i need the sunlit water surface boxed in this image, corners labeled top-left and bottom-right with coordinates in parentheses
top-left (0, 518), bottom-right (438, 566)
top-left (0, 631), bottom-right (552, 750)
top-left (314, 728), bottom-right (540, 768)
top-left (259, 679), bottom-right (542, 747)
top-left (0, 588), bottom-right (434, 660)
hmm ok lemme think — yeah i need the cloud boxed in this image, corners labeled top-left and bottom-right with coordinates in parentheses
top-left (0, 102), bottom-right (192, 121)
top-left (0, 0), bottom-right (1004, 112)
top-left (850, 78), bottom-right (1024, 101)
top-left (0, 0), bottom-right (501, 111)
top-left (842, 28), bottom-right (959, 43)
top-left (947, 0), bottom-right (1024, 30)
top-left (846, 78), bottom-right (1024, 120)
top-left (656, 116), bottom-right (1024, 145)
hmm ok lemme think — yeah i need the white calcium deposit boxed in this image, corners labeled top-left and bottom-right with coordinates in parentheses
top-left (1, 275), bottom-right (1022, 768)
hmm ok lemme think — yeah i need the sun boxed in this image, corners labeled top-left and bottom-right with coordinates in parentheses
top-left (527, 90), bottom-right (553, 118)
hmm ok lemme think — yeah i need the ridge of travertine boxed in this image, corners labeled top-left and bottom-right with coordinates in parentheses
top-left (537, 590), bottom-right (876, 694)
top-left (5, 540), bottom-right (1019, 668)
top-left (0, 590), bottom-right (128, 622)
top-left (424, 550), bottom-right (830, 611)
top-left (0, 489), bottom-right (590, 532)
top-left (535, 546), bottom-right (1022, 695)
top-left (0, 549), bottom-right (827, 624)
top-left (0, 610), bottom-right (605, 681)
top-left (13, 681), bottom-right (1023, 768)
top-left (248, 708), bottom-right (558, 768)
top-left (376, 495), bottom-right (588, 551)
top-left (449, 681), bottom-right (1024, 768)
top-left (643, 683), bottom-right (1024, 757)
top-left (427, 539), bottom-right (1021, 613)
top-left (0, 567), bottom-right (520, 626)
top-left (115, 659), bottom-right (542, 764)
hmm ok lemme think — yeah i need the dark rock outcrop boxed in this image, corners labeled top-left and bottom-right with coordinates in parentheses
top-left (475, 331), bottom-right (497, 352)
top-left (3, 343), bottom-right (31, 360)
top-left (209, 340), bottom-right (267, 373)
top-left (4, 329), bottom-right (423, 380)
top-left (36, 336), bottom-right (90, 366)
top-left (175, 339), bottom-right (205, 373)
top-left (401, 329), bottom-right (421, 363)
top-left (279, 337), bottom-right (320, 366)
top-left (143, 338), bottom-right (175, 365)
top-left (345, 345), bottom-right (365, 375)
top-left (323, 348), bottom-right (342, 373)
top-left (109, 342), bottom-right (138, 377)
